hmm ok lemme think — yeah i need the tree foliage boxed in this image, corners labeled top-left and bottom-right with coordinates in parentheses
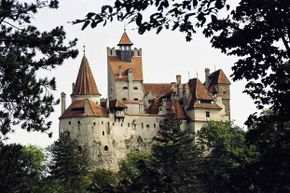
top-left (121, 114), bottom-right (201, 193)
top-left (0, 144), bottom-right (45, 193)
top-left (196, 121), bottom-right (258, 193)
top-left (244, 112), bottom-right (290, 192)
top-left (0, 0), bottom-right (78, 137)
top-left (48, 133), bottom-right (89, 193)
top-left (74, 0), bottom-right (228, 41)
top-left (208, 0), bottom-right (290, 122)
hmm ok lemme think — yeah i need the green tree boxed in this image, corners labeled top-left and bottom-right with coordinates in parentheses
top-left (0, 0), bottom-right (78, 137)
top-left (208, 0), bottom-right (290, 122)
top-left (118, 151), bottom-right (151, 184)
top-left (87, 168), bottom-right (117, 193)
top-left (196, 121), bottom-right (258, 193)
top-left (244, 112), bottom-right (290, 192)
top-left (0, 144), bottom-right (45, 193)
top-left (48, 133), bottom-right (89, 193)
top-left (122, 114), bottom-right (200, 193)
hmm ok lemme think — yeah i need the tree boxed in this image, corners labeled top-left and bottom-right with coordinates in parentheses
top-left (118, 151), bottom-right (151, 184)
top-left (48, 133), bottom-right (89, 193)
top-left (208, 0), bottom-right (290, 122)
top-left (87, 168), bottom-right (117, 193)
top-left (74, 0), bottom-right (228, 41)
top-left (0, 0), bottom-right (78, 137)
top-left (122, 114), bottom-right (201, 193)
top-left (152, 114), bottom-right (201, 193)
top-left (0, 144), bottom-right (46, 193)
top-left (244, 111), bottom-right (290, 192)
top-left (196, 121), bottom-right (258, 193)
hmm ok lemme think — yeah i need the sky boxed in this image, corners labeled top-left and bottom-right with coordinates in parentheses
top-left (6, 0), bottom-right (257, 147)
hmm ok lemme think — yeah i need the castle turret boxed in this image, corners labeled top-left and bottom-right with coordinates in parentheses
top-left (71, 55), bottom-right (101, 103)
top-left (117, 31), bottom-right (134, 62)
top-left (205, 69), bottom-right (231, 119)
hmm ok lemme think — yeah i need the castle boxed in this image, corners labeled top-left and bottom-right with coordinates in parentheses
top-left (59, 31), bottom-right (231, 170)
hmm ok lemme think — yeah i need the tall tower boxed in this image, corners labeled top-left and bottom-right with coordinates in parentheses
top-left (107, 31), bottom-right (144, 113)
top-left (204, 69), bottom-right (231, 119)
top-left (71, 55), bottom-right (101, 104)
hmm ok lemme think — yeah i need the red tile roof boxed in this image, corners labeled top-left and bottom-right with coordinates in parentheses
top-left (146, 99), bottom-right (186, 119)
top-left (108, 56), bottom-right (143, 81)
top-left (109, 100), bottom-right (127, 109)
top-left (209, 69), bottom-right (231, 85)
top-left (118, 31), bottom-right (133, 45)
top-left (188, 78), bottom-right (213, 100)
top-left (60, 99), bottom-right (108, 119)
top-left (193, 102), bottom-right (222, 110)
top-left (122, 100), bottom-right (140, 104)
top-left (73, 56), bottom-right (101, 96)
top-left (144, 83), bottom-right (176, 98)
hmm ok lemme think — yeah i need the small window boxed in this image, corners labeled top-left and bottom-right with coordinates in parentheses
top-left (78, 121), bottom-right (81, 125)
top-left (78, 146), bottom-right (82, 152)
top-left (141, 123), bottom-right (144, 129)
top-left (121, 123), bottom-right (123, 127)
top-left (123, 86), bottom-right (128, 90)
top-left (128, 123), bottom-right (130, 127)
top-left (102, 131), bottom-right (105, 136)
top-left (68, 121), bottom-right (71, 125)
top-left (134, 98), bottom-right (138, 101)
top-left (133, 87), bottom-right (138, 90)
top-left (112, 123), bottom-right (115, 126)
top-left (148, 99), bottom-right (153, 104)
top-left (122, 98), bottom-right (127, 101)
top-left (154, 124), bottom-right (156, 128)
top-left (101, 121), bottom-right (104, 125)
top-left (104, 146), bottom-right (109, 151)
top-left (93, 122), bottom-right (96, 125)
top-left (146, 125), bottom-right (150, 129)
top-left (206, 111), bottom-right (210, 118)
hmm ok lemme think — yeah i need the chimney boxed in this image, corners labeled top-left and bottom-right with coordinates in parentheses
top-left (106, 99), bottom-right (110, 110)
top-left (205, 68), bottom-right (210, 86)
top-left (72, 83), bottom-right (75, 94)
top-left (118, 65), bottom-right (122, 78)
top-left (61, 92), bottom-right (66, 114)
top-left (176, 75), bottom-right (181, 85)
top-left (184, 83), bottom-right (190, 97)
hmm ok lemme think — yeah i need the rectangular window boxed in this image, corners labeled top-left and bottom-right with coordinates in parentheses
top-left (206, 111), bottom-right (210, 118)
top-left (128, 123), bottom-right (130, 127)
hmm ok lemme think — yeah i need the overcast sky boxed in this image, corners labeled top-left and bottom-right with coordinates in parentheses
top-left (6, 0), bottom-right (257, 147)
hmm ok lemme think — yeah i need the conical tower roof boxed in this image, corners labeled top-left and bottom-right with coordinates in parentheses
top-left (118, 31), bottom-right (133, 46)
top-left (72, 55), bottom-right (101, 96)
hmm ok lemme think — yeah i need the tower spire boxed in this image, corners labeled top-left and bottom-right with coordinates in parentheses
top-left (72, 55), bottom-right (101, 97)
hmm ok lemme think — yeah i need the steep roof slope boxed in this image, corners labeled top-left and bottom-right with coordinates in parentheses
top-left (73, 55), bottom-right (101, 96)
